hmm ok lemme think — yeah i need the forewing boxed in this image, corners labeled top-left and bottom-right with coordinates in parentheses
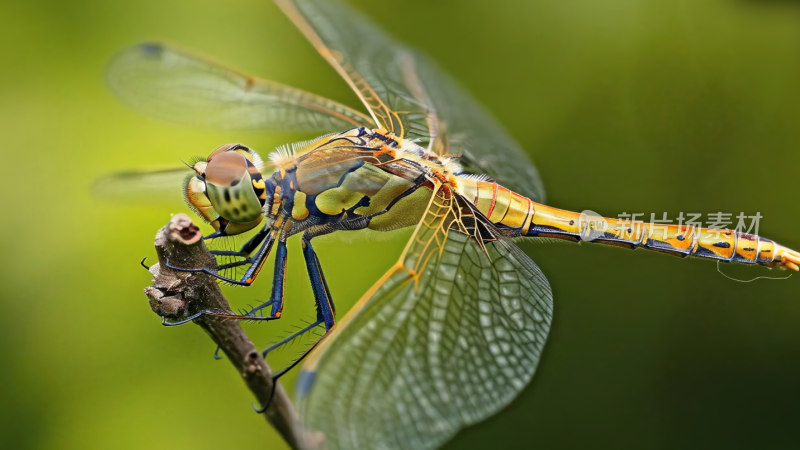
top-left (298, 187), bottom-right (553, 450)
top-left (276, 0), bottom-right (436, 143)
top-left (92, 167), bottom-right (189, 205)
top-left (276, 0), bottom-right (546, 200)
top-left (414, 55), bottom-right (548, 201)
top-left (107, 42), bottom-right (372, 132)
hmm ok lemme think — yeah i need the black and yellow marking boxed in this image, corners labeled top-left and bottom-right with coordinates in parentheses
top-left (253, 178), bottom-right (267, 203)
top-left (271, 185), bottom-right (283, 217)
top-left (292, 191), bottom-right (310, 221)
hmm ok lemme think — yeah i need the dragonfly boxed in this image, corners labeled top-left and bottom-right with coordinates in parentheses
top-left (105, 0), bottom-right (800, 448)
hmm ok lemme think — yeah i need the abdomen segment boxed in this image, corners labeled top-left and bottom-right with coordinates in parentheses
top-left (457, 177), bottom-right (800, 271)
top-left (528, 204), bottom-right (799, 270)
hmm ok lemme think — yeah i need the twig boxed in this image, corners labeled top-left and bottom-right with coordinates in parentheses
top-left (143, 214), bottom-right (313, 450)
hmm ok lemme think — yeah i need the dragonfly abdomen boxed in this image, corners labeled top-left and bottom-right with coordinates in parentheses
top-left (526, 202), bottom-right (800, 271)
top-left (457, 176), bottom-right (799, 270)
top-left (456, 176), bottom-right (535, 233)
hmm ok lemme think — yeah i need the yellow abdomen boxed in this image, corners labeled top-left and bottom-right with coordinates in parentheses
top-left (456, 176), bottom-right (800, 271)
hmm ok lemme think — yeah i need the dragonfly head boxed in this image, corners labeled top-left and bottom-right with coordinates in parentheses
top-left (184, 143), bottom-right (267, 235)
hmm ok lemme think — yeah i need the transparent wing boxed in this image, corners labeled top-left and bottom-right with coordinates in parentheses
top-left (92, 167), bottom-right (189, 204)
top-left (276, 0), bottom-right (546, 201)
top-left (414, 55), bottom-right (548, 201)
top-left (298, 186), bottom-right (553, 450)
top-left (107, 42), bottom-right (372, 132)
top-left (276, 0), bottom-right (431, 142)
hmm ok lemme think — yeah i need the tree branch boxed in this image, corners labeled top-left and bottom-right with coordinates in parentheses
top-left (143, 214), bottom-right (313, 450)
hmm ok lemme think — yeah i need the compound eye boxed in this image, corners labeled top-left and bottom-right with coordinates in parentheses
top-left (207, 143), bottom-right (240, 160)
top-left (206, 151), bottom-right (247, 187)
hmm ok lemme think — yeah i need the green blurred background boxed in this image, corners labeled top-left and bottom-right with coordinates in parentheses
top-left (1, 0), bottom-right (798, 448)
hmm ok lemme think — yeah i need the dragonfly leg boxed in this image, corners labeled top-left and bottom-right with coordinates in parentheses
top-left (262, 319), bottom-right (324, 357)
top-left (240, 298), bottom-right (276, 317)
top-left (272, 326), bottom-right (334, 379)
top-left (255, 321), bottom-right (335, 414)
top-left (162, 311), bottom-right (206, 326)
top-left (209, 296), bottom-right (277, 360)
top-left (266, 239), bottom-right (289, 318)
top-left (259, 236), bottom-right (335, 357)
top-left (161, 309), bottom-right (231, 326)
top-left (210, 255), bottom-right (289, 356)
top-left (254, 235), bottom-right (337, 413)
top-left (208, 225), bottom-right (270, 260)
top-left (209, 225), bottom-right (272, 270)
top-left (163, 235), bottom-right (292, 326)
top-left (302, 235), bottom-right (337, 325)
top-left (202, 231), bottom-right (225, 241)
top-left (162, 309), bottom-right (284, 326)
top-left (161, 230), bottom-right (284, 326)
top-left (209, 250), bottom-right (248, 256)
top-left (229, 238), bottom-right (290, 319)
top-left (164, 226), bottom-right (274, 286)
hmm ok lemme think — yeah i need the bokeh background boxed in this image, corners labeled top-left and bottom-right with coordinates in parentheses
top-left (1, 0), bottom-right (799, 448)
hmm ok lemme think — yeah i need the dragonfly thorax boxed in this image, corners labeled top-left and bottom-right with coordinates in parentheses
top-left (184, 143), bottom-right (267, 235)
